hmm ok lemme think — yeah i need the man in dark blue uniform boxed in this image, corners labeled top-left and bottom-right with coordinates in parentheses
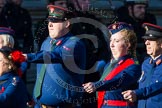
top-left (122, 23), bottom-right (162, 108)
top-left (34, 0), bottom-right (68, 52)
top-left (24, 5), bottom-right (86, 108)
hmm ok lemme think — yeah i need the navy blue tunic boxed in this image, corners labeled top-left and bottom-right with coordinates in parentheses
top-left (0, 72), bottom-right (28, 108)
top-left (27, 32), bottom-right (86, 106)
top-left (96, 55), bottom-right (141, 108)
top-left (135, 55), bottom-right (162, 108)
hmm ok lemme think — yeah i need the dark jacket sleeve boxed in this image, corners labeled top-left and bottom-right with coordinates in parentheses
top-left (27, 38), bottom-right (86, 70)
top-left (96, 64), bottom-right (141, 91)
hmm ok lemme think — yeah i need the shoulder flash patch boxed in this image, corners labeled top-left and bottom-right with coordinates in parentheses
top-left (12, 77), bottom-right (18, 86)
top-left (63, 46), bottom-right (71, 51)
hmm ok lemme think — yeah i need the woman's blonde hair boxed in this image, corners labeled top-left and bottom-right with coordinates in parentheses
top-left (120, 29), bottom-right (137, 58)
top-left (0, 34), bottom-right (14, 48)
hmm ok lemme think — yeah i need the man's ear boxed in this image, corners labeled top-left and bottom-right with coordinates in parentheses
top-left (128, 6), bottom-right (133, 14)
top-left (160, 43), bottom-right (162, 49)
top-left (128, 6), bottom-right (132, 11)
top-left (64, 20), bottom-right (70, 28)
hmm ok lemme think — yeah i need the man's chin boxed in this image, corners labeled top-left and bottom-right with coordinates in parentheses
top-left (136, 16), bottom-right (145, 21)
top-left (147, 52), bottom-right (152, 56)
top-left (49, 35), bottom-right (57, 39)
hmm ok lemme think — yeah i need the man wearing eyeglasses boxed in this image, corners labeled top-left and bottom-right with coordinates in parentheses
top-left (122, 23), bottom-right (162, 108)
top-left (116, 0), bottom-right (157, 64)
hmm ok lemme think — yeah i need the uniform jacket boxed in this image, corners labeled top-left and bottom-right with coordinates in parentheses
top-left (96, 55), bottom-right (141, 108)
top-left (0, 72), bottom-right (28, 108)
top-left (135, 55), bottom-right (162, 108)
top-left (27, 32), bottom-right (86, 106)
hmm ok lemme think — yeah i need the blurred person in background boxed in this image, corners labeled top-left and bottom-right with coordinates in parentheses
top-left (0, 27), bottom-right (14, 48)
top-left (8, 0), bottom-right (22, 5)
top-left (0, 0), bottom-right (6, 13)
top-left (116, 0), bottom-right (157, 64)
top-left (68, 0), bottom-right (110, 63)
top-left (0, 0), bottom-right (34, 85)
top-left (0, 0), bottom-right (33, 53)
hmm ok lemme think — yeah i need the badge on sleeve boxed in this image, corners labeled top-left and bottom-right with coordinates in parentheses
top-left (139, 71), bottom-right (144, 82)
top-left (63, 46), bottom-right (71, 51)
top-left (12, 77), bottom-right (17, 86)
top-left (0, 87), bottom-right (5, 94)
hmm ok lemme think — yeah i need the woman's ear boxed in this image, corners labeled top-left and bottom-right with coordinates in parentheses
top-left (8, 65), bottom-right (12, 70)
top-left (126, 43), bottom-right (131, 50)
top-left (8, 43), bottom-right (12, 48)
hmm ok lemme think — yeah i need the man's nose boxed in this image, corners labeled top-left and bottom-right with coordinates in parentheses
top-left (49, 22), bottom-right (53, 27)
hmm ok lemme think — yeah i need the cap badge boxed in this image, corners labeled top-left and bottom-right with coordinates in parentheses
top-left (145, 26), bottom-right (149, 31)
top-left (50, 7), bottom-right (55, 13)
top-left (112, 25), bottom-right (117, 29)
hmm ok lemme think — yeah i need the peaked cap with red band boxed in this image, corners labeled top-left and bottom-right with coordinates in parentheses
top-left (142, 23), bottom-right (162, 39)
top-left (47, 5), bottom-right (73, 22)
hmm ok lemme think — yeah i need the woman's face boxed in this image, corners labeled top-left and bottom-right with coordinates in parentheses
top-left (110, 32), bottom-right (130, 59)
top-left (0, 52), bottom-right (10, 76)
